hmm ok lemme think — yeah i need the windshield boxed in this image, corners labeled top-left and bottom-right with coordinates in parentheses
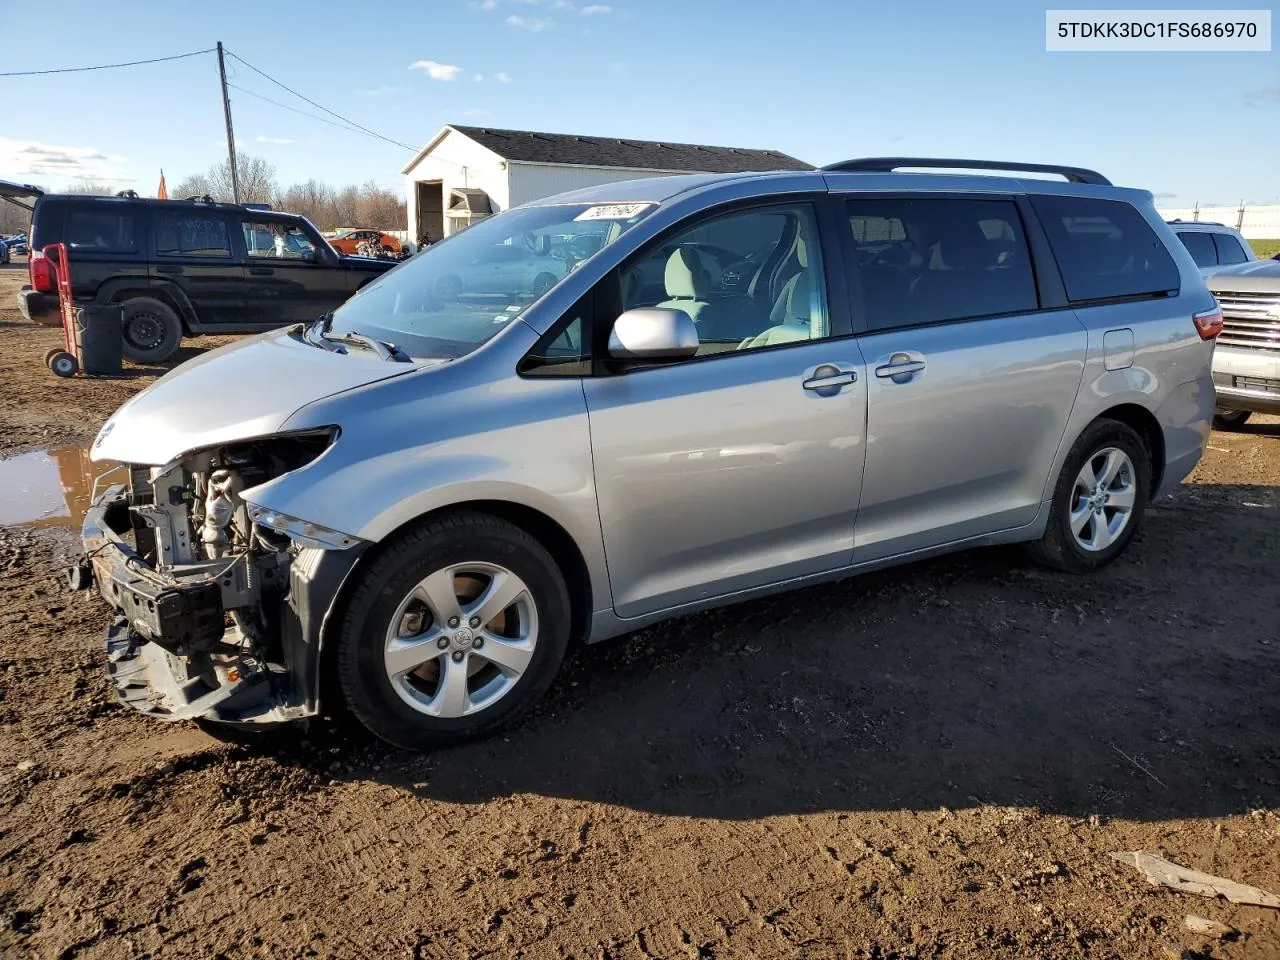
top-left (327, 202), bottom-right (654, 360)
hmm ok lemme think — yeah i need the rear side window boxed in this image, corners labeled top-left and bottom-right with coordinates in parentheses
top-left (153, 213), bottom-right (231, 257)
top-left (1176, 231), bottom-right (1217, 268)
top-left (65, 208), bottom-right (137, 254)
top-left (1031, 196), bottom-right (1178, 303)
top-left (846, 198), bottom-right (1038, 330)
top-left (1213, 232), bottom-right (1249, 265)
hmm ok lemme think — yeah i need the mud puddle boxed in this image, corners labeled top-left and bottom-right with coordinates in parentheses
top-left (0, 441), bottom-right (99, 529)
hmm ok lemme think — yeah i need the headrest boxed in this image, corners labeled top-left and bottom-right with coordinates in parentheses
top-left (795, 235), bottom-right (808, 269)
top-left (664, 246), bottom-right (711, 299)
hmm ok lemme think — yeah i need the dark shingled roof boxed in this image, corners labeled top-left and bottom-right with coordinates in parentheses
top-left (449, 125), bottom-right (811, 173)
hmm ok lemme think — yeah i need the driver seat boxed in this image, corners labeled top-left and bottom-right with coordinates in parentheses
top-left (656, 247), bottom-right (713, 323)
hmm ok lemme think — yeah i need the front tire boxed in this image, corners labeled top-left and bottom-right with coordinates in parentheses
top-left (120, 297), bottom-right (182, 364)
top-left (1213, 408), bottom-right (1251, 430)
top-left (1026, 419), bottom-right (1150, 573)
top-left (335, 512), bottom-right (571, 750)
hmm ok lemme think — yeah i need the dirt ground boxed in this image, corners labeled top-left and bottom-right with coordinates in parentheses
top-left (1, 262), bottom-right (1278, 959)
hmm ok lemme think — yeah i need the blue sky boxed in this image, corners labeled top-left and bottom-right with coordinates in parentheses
top-left (1, 0), bottom-right (1277, 204)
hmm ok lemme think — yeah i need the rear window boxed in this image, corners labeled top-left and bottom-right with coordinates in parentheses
top-left (1213, 232), bottom-right (1249, 266)
top-left (1176, 231), bottom-right (1217, 268)
top-left (153, 213), bottom-right (232, 257)
top-left (1031, 196), bottom-right (1178, 303)
top-left (65, 207), bottom-right (138, 254)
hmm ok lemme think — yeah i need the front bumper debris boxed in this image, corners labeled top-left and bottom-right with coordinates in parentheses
top-left (105, 617), bottom-right (280, 723)
top-left (80, 482), bottom-right (364, 726)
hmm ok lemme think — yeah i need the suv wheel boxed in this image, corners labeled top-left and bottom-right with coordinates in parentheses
top-left (120, 297), bottom-right (182, 364)
top-left (1213, 408), bottom-right (1251, 430)
top-left (335, 512), bottom-right (571, 750)
top-left (1026, 419), bottom-right (1150, 573)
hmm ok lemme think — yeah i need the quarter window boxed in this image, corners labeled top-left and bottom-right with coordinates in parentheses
top-left (65, 210), bottom-right (137, 254)
top-left (519, 294), bottom-right (592, 377)
top-left (1176, 231), bottom-right (1217, 268)
top-left (846, 198), bottom-right (1038, 330)
top-left (1213, 232), bottom-right (1249, 266)
top-left (619, 203), bottom-right (829, 357)
top-left (154, 213), bottom-right (231, 257)
top-left (1031, 196), bottom-right (1179, 303)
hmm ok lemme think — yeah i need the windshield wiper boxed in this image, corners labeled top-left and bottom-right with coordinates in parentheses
top-left (321, 329), bottom-right (410, 363)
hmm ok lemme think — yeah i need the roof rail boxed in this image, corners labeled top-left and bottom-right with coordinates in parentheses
top-left (821, 157), bottom-right (1111, 186)
top-left (1168, 219), bottom-right (1226, 227)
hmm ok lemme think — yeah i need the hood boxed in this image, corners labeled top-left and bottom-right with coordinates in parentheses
top-left (338, 254), bottom-right (397, 270)
top-left (91, 329), bottom-right (417, 465)
top-left (1207, 258), bottom-right (1280, 293)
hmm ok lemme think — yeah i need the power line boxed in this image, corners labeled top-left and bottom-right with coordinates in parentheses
top-left (227, 83), bottom-right (376, 139)
top-left (225, 49), bottom-right (417, 152)
top-left (0, 48), bottom-right (213, 77)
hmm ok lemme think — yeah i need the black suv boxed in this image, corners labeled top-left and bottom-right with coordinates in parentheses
top-left (19, 194), bottom-right (396, 362)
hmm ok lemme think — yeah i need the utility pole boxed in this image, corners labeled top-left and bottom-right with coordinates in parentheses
top-left (216, 42), bottom-right (241, 203)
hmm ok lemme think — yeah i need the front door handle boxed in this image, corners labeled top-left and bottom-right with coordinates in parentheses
top-left (802, 368), bottom-right (858, 391)
top-left (875, 355), bottom-right (926, 380)
top-left (249, 266), bottom-right (274, 276)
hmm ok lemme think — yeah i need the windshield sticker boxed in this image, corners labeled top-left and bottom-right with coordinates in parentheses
top-left (574, 203), bottom-right (653, 222)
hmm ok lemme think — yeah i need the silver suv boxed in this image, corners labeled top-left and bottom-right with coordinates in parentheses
top-left (1206, 256), bottom-right (1280, 427)
top-left (78, 158), bottom-right (1220, 749)
top-left (1167, 219), bottom-right (1255, 277)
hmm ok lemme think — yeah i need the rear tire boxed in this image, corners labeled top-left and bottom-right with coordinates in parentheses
top-left (120, 297), bottom-right (182, 364)
top-left (1026, 419), bottom-right (1150, 573)
top-left (335, 512), bottom-right (570, 750)
top-left (1213, 408), bottom-right (1251, 430)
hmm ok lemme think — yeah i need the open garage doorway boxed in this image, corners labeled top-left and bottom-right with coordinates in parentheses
top-left (415, 180), bottom-right (444, 247)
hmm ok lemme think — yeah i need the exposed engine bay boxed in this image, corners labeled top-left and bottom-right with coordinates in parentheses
top-left (77, 429), bottom-right (362, 725)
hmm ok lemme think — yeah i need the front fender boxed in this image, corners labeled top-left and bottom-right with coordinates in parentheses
top-left (244, 351), bottom-right (611, 614)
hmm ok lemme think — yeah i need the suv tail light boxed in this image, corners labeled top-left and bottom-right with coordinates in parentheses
top-left (29, 250), bottom-right (53, 293)
top-left (1193, 306), bottom-right (1223, 340)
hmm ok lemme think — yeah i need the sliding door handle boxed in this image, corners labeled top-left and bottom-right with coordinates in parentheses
top-left (875, 355), bottom-right (926, 380)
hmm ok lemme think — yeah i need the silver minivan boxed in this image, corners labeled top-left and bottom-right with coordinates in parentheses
top-left (79, 158), bottom-right (1220, 749)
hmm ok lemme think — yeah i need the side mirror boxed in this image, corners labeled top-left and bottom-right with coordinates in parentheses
top-left (607, 307), bottom-right (699, 361)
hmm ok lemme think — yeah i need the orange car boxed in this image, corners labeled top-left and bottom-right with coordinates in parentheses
top-left (328, 229), bottom-right (404, 256)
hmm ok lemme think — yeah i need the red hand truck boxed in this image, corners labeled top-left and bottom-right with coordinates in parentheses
top-left (42, 242), bottom-right (81, 377)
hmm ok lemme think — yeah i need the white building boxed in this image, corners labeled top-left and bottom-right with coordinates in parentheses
top-left (401, 124), bottom-right (810, 243)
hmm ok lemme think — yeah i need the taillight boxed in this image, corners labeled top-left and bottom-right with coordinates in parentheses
top-left (1193, 306), bottom-right (1223, 340)
top-left (29, 251), bottom-right (53, 293)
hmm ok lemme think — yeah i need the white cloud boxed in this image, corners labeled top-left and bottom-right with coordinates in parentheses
top-left (505, 13), bottom-right (551, 29)
top-left (409, 59), bottom-right (464, 81)
top-left (495, 71), bottom-right (512, 83)
top-left (474, 73), bottom-right (485, 82)
top-left (0, 137), bottom-right (134, 187)
top-left (1245, 85), bottom-right (1280, 107)
top-left (255, 135), bottom-right (295, 145)
top-left (580, 3), bottom-right (611, 12)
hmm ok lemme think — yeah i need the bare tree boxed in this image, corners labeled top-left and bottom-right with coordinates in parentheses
top-left (61, 182), bottom-right (126, 196)
top-left (171, 172), bottom-right (214, 200)
top-left (165, 159), bottom-right (404, 232)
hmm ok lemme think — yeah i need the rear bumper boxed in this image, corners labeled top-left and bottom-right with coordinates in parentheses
top-left (19, 288), bottom-right (60, 326)
top-left (83, 483), bottom-right (365, 726)
top-left (1154, 373), bottom-right (1215, 497)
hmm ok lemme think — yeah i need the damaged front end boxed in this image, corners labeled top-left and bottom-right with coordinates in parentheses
top-left (74, 429), bottom-right (367, 726)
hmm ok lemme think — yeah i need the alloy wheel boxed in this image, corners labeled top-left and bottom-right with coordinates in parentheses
top-left (383, 562), bottom-right (538, 718)
top-left (1070, 447), bottom-right (1136, 552)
